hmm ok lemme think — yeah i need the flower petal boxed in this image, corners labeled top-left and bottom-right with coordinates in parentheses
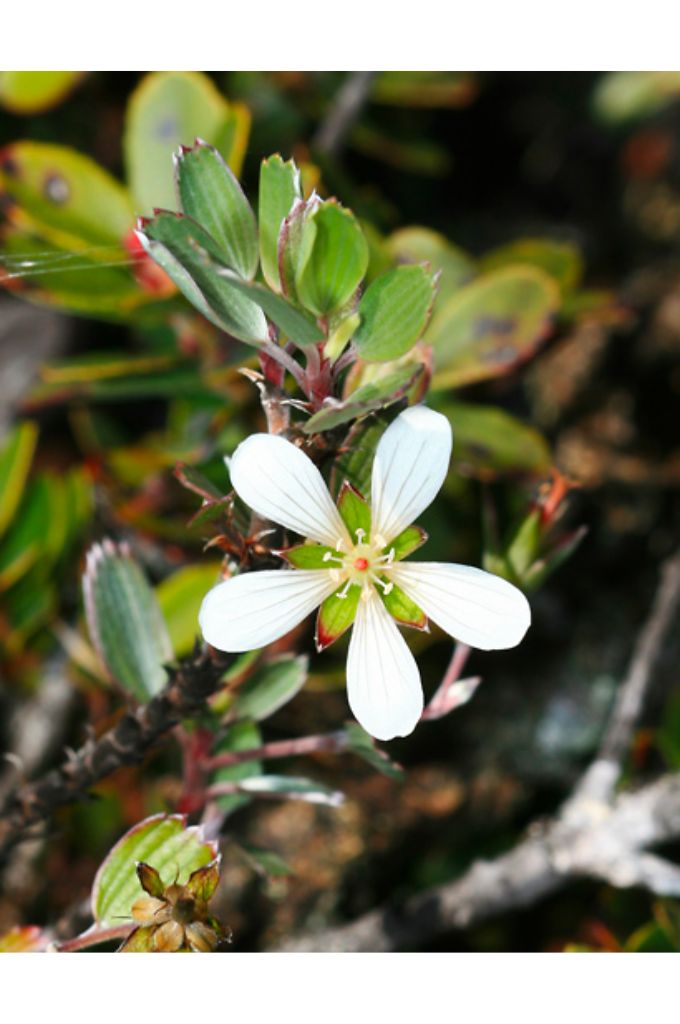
top-left (230, 433), bottom-right (349, 546)
top-left (371, 405), bottom-right (452, 544)
top-left (389, 562), bottom-right (531, 650)
top-left (346, 593), bottom-right (423, 741)
top-left (199, 570), bottom-right (337, 652)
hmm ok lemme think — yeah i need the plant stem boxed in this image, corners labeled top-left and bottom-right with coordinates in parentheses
top-left (204, 730), bottom-right (348, 771)
top-left (55, 923), bottom-right (132, 952)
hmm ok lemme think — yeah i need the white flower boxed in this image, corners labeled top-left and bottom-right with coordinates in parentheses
top-left (199, 406), bottom-right (530, 741)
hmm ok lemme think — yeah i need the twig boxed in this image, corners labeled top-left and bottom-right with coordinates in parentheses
top-left (278, 773), bottom-right (680, 952)
top-left (313, 72), bottom-right (377, 160)
top-left (0, 646), bottom-right (233, 865)
top-left (576, 547), bottom-right (680, 804)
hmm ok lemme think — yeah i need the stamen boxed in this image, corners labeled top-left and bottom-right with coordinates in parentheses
top-left (336, 579), bottom-right (352, 599)
top-left (323, 551), bottom-right (344, 566)
top-left (374, 534), bottom-right (387, 548)
top-left (354, 528), bottom-right (366, 543)
top-left (369, 573), bottom-right (394, 596)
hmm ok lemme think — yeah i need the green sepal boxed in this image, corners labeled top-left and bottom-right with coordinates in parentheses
top-left (337, 480), bottom-right (371, 540)
top-left (382, 582), bottom-right (427, 630)
top-left (136, 861), bottom-right (164, 899)
top-left (119, 925), bottom-right (155, 952)
top-left (385, 524), bottom-right (428, 561)
top-left (279, 543), bottom-right (336, 569)
top-left (316, 584), bottom-right (361, 651)
top-left (185, 859), bottom-right (220, 903)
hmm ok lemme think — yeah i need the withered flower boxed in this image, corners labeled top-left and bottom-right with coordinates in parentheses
top-left (119, 859), bottom-right (229, 952)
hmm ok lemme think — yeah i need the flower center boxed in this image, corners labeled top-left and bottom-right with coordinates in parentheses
top-left (324, 528), bottom-right (396, 601)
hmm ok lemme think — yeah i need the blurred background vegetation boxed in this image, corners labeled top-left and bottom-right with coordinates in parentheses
top-left (0, 71), bottom-right (679, 952)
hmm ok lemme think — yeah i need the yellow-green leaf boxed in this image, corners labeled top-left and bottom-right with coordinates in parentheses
top-left (429, 266), bottom-right (559, 390)
top-left (124, 71), bottom-right (250, 214)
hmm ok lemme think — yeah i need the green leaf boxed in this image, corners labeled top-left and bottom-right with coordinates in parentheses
top-left (330, 416), bottom-right (390, 498)
top-left (237, 842), bottom-right (292, 878)
top-left (343, 723), bottom-right (404, 780)
top-left (124, 71), bottom-right (249, 214)
top-left (337, 481), bottom-right (371, 538)
top-left (259, 154), bottom-right (301, 291)
top-left (0, 142), bottom-right (134, 250)
top-left (295, 201), bottom-right (369, 316)
top-left (92, 813), bottom-right (218, 928)
top-left (303, 363), bottom-right (423, 433)
top-left (212, 719), bottom-right (263, 815)
top-left (233, 775), bottom-right (344, 806)
top-left (382, 583), bottom-right (427, 629)
top-left (229, 655), bottom-right (308, 722)
top-left (83, 539), bottom-right (174, 702)
top-left (0, 71), bottom-right (83, 114)
top-left (0, 478), bottom-right (50, 591)
top-left (176, 140), bottom-right (258, 280)
top-left (0, 421), bottom-right (38, 541)
top-left (506, 509), bottom-right (542, 580)
top-left (137, 211), bottom-right (268, 343)
top-left (372, 71), bottom-right (476, 110)
top-left (354, 264), bottom-right (438, 362)
top-left (0, 232), bottom-right (141, 318)
top-left (386, 227), bottom-right (474, 304)
top-left (280, 543), bottom-right (336, 569)
top-left (429, 267), bottom-right (559, 390)
top-left (387, 525), bottom-right (428, 561)
top-left (316, 585), bottom-right (361, 650)
top-left (213, 269), bottom-right (323, 347)
top-left (439, 401), bottom-right (551, 477)
top-left (480, 239), bottom-right (583, 297)
top-left (156, 561), bottom-right (222, 658)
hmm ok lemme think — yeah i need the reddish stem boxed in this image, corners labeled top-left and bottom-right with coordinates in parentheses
top-left (55, 923), bottom-right (132, 952)
top-left (204, 730), bottom-right (348, 771)
top-left (423, 642), bottom-right (472, 717)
